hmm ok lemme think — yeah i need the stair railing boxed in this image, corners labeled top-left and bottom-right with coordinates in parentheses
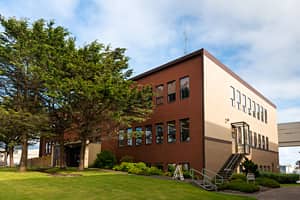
top-left (202, 168), bottom-right (224, 185)
top-left (190, 168), bottom-right (217, 190)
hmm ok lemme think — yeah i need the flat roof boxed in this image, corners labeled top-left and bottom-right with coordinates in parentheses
top-left (131, 48), bottom-right (276, 109)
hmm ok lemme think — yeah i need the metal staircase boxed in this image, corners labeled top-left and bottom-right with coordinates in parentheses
top-left (190, 168), bottom-right (224, 191)
top-left (217, 153), bottom-right (244, 180)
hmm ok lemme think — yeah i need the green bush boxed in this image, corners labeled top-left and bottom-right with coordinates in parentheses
top-left (120, 155), bottom-right (134, 163)
top-left (230, 173), bottom-right (247, 181)
top-left (241, 158), bottom-right (259, 177)
top-left (93, 150), bottom-right (117, 169)
top-left (260, 172), bottom-right (299, 184)
top-left (219, 179), bottom-right (259, 193)
top-left (149, 166), bottom-right (163, 175)
top-left (256, 177), bottom-right (280, 188)
top-left (183, 170), bottom-right (191, 178)
top-left (113, 162), bottom-right (162, 176)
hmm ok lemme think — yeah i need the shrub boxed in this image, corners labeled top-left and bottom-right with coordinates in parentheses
top-left (256, 177), bottom-right (280, 188)
top-left (241, 158), bottom-right (259, 177)
top-left (259, 172), bottom-right (299, 184)
top-left (120, 155), bottom-right (134, 163)
top-left (113, 162), bottom-right (162, 176)
top-left (149, 166), bottom-right (163, 175)
top-left (183, 170), bottom-right (191, 178)
top-left (219, 179), bottom-right (259, 193)
top-left (230, 173), bottom-right (247, 181)
top-left (93, 150), bottom-right (117, 169)
top-left (167, 164), bottom-right (175, 174)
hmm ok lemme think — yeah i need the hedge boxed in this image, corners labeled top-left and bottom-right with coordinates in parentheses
top-left (256, 177), bottom-right (280, 188)
top-left (259, 172), bottom-right (299, 184)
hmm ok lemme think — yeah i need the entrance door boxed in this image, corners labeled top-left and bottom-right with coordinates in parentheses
top-left (231, 122), bottom-right (250, 155)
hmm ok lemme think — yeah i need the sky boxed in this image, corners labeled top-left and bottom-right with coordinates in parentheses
top-left (1, 0), bottom-right (300, 166)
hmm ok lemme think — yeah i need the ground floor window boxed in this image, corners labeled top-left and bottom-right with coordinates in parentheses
top-left (145, 125), bottom-right (152, 144)
top-left (118, 130), bottom-right (125, 147)
top-left (156, 123), bottom-right (164, 144)
top-left (135, 127), bottom-right (143, 146)
top-left (167, 121), bottom-right (176, 143)
top-left (127, 128), bottom-right (133, 146)
top-left (180, 118), bottom-right (190, 142)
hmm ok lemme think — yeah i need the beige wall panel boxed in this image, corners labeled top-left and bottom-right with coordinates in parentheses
top-left (88, 143), bottom-right (101, 166)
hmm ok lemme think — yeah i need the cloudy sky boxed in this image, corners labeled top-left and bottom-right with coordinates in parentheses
top-left (1, 0), bottom-right (300, 165)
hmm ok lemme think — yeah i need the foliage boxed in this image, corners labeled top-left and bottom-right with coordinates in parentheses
top-left (230, 173), bottom-right (247, 181)
top-left (113, 162), bottom-right (163, 176)
top-left (241, 158), bottom-right (259, 177)
top-left (183, 169), bottom-right (191, 178)
top-left (256, 177), bottom-right (280, 188)
top-left (120, 155), bottom-right (134, 163)
top-left (259, 172), bottom-right (300, 184)
top-left (219, 179), bottom-right (259, 193)
top-left (93, 150), bottom-right (117, 169)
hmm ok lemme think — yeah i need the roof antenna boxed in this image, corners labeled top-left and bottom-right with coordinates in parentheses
top-left (183, 30), bottom-right (188, 55)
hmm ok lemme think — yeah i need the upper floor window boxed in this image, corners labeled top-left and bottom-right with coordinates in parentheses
top-left (180, 77), bottom-right (190, 99)
top-left (155, 123), bottom-right (164, 144)
top-left (252, 100), bottom-right (256, 118)
top-left (145, 125), bottom-right (152, 144)
top-left (254, 132), bottom-right (257, 148)
top-left (127, 128), bottom-right (133, 146)
top-left (265, 109), bottom-right (268, 124)
top-left (249, 130), bottom-right (252, 147)
top-left (236, 90), bottom-right (241, 110)
top-left (261, 106), bottom-right (264, 122)
top-left (266, 137), bottom-right (269, 150)
top-left (167, 121), bottom-right (176, 143)
top-left (167, 81), bottom-right (176, 103)
top-left (135, 127), bottom-right (143, 146)
top-left (248, 97), bottom-right (252, 115)
top-left (180, 118), bottom-right (190, 142)
top-left (242, 94), bottom-right (247, 112)
top-left (230, 86), bottom-right (235, 107)
top-left (258, 134), bottom-right (261, 149)
top-left (155, 85), bottom-right (164, 105)
top-left (262, 135), bottom-right (265, 150)
top-left (257, 104), bottom-right (260, 120)
top-left (118, 130), bottom-right (125, 147)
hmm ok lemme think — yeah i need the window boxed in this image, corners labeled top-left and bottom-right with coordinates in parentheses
top-left (230, 86), bottom-right (235, 107)
top-left (262, 135), bottom-right (265, 150)
top-left (248, 98), bottom-right (252, 115)
top-left (145, 125), bottom-right (152, 144)
top-left (249, 130), bottom-right (252, 147)
top-left (258, 134), bottom-right (261, 149)
top-left (180, 77), bottom-right (190, 99)
top-left (266, 137), bottom-right (269, 150)
top-left (265, 109), bottom-right (268, 123)
top-left (261, 106), bottom-right (264, 122)
top-left (180, 118), bottom-right (190, 142)
top-left (155, 85), bottom-right (164, 105)
top-left (237, 127), bottom-right (243, 144)
top-left (242, 94), bottom-right (247, 112)
top-left (127, 128), bottom-right (133, 146)
top-left (167, 81), bottom-right (176, 103)
top-left (236, 90), bottom-right (241, 110)
top-left (167, 121), bottom-right (176, 143)
top-left (180, 163), bottom-right (190, 171)
top-left (135, 127), bottom-right (143, 146)
top-left (118, 130), bottom-right (125, 147)
top-left (252, 100), bottom-right (256, 118)
top-left (254, 132), bottom-right (257, 148)
top-left (257, 104), bottom-right (260, 120)
top-left (155, 123), bottom-right (164, 144)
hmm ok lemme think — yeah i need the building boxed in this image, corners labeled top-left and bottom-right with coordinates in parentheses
top-left (114, 49), bottom-right (279, 174)
top-left (278, 121), bottom-right (300, 147)
top-left (39, 48), bottom-right (279, 174)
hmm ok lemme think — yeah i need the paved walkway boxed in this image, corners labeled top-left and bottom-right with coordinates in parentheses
top-left (256, 186), bottom-right (300, 200)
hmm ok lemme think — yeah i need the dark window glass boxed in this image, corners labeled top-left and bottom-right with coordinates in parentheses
top-left (167, 121), bottom-right (176, 143)
top-left (252, 101), bottom-right (256, 118)
top-left (258, 134), bottom-right (261, 149)
top-left (180, 118), bottom-right (190, 142)
top-left (257, 104), bottom-right (260, 120)
top-left (167, 81), bottom-right (176, 103)
top-left (127, 128), bottom-right (133, 146)
top-left (254, 132), bottom-right (257, 148)
top-left (135, 127), bottom-right (142, 146)
top-left (236, 90), bottom-right (241, 110)
top-left (180, 77), bottom-right (190, 99)
top-left (118, 130), bottom-right (125, 147)
top-left (145, 126), bottom-right (152, 144)
top-left (156, 123), bottom-right (164, 144)
top-left (242, 94), bottom-right (246, 112)
top-left (248, 98), bottom-right (252, 115)
top-left (155, 85), bottom-right (164, 105)
top-left (261, 106), bottom-right (264, 122)
top-left (266, 137), bottom-right (269, 150)
top-left (265, 109), bottom-right (268, 123)
top-left (262, 135), bottom-right (265, 149)
top-left (230, 86), bottom-right (235, 107)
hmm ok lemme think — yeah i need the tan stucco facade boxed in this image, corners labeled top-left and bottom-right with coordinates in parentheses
top-left (278, 122), bottom-right (300, 147)
top-left (203, 52), bottom-right (279, 172)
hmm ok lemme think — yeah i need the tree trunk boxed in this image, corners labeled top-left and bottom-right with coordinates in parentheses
top-left (3, 148), bottom-right (8, 166)
top-left (9, 146), bottom-right (14, 167)
top-left (19, 134), bottom-right (28, 172)
top-left (59, 134), bottom-right (66, 169)
top-left (78, 138), bottom-right (86, 171)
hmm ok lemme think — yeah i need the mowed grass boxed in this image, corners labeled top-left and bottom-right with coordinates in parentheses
top-left (0, 168), bottom-right (255, 200)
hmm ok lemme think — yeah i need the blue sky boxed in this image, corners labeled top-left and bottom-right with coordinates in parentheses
top-left (1, 0), bottom-right (300, 165)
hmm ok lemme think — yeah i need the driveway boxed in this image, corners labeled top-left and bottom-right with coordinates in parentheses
top-left (257, 186), bottom-right (300, 200)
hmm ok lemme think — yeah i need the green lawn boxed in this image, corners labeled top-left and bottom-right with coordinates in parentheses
top-left (281, 183), bottom-right (300, 187)
top-left (0, 168), bottom-right (255, 200)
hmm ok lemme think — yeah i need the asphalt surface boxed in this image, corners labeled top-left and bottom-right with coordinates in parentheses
top-left (256, 186), bottom-right (300, 200)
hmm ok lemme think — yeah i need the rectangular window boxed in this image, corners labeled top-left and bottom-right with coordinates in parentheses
top-left (252, 100), bottom-right (256, 118)
top-left (127, 128), bottom-right (133, 146)
top-left (167, 121), bottom-right (176, 143)
top-left (261, 106), bottom-right (264, 122)
top-left (145, 125), bottom-right (152, 144)
top-left (249, 130), bottom-right (252, 147)
top-left (155, 123), bottom-right (164, 144)
top-left (258, 134), bottom-right (261, 149)
top-left (257, 104), bottom-right (260, 120)
top-left (180, 77), bottom-right (190, 99)
top-left (248, 98), bottom-right (252, 115)
top-left (236, 90), bottom-right (241, 110)
top-left (155, 85), bottom-right (164, 105)
top-left (167, 81), bottom-right (176, 103)
top-left (230, 86), bottom-right (235, 107)
top-left (266, 137), bottom-right (269, 150)
top-left (135, 127), bottom-right (143, 146)
top-left (118, 130), bottom-right (125, 147)
top-left (262, 135), bottom-right (265, 150)
top-left (242, 94), bottom-right (247, 112)
top-left (254, 132), bottom-right (257, 148)
top-left (265, 109), bottom-right (268, 123)
top-left (180, 118), bottom-right (190, 142)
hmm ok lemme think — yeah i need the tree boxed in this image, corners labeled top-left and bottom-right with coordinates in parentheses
top-left (241, 157), bottom-right (259, 177)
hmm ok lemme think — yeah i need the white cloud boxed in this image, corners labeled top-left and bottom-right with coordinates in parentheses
top-left (279, 146), bottom-right (300, 165)
top-left (278, 107), bottom-right (300, 123)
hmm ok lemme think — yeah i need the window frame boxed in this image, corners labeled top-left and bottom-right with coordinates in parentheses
top-left (180, 118), bottom-right (190, 142)
top-left (155, 84), bottom-right (164, 105)
top-left (135, 127), bottom-right (143, 146)
top-left (230, 86), bottom-right (235, 107)
top-left (167, 80), bottom-right (176, 103)
top-left (167, 120), bottom-right (176, 143)
top-left (127, 128), bottom-right (133, 146)
top-left (118, 130), bottom-right (125, 147)
top-left (155, 123), bottom-right (164, 144)
top-left (180, 76), bottom-right (190, 99)
top-left (145, 125), bottom-right (152, 145)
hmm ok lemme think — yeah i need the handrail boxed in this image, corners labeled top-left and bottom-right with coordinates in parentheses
top-left (190, 168), bottom-right (217, 190)
top-left (202, 168), bottom-right (224, 185)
